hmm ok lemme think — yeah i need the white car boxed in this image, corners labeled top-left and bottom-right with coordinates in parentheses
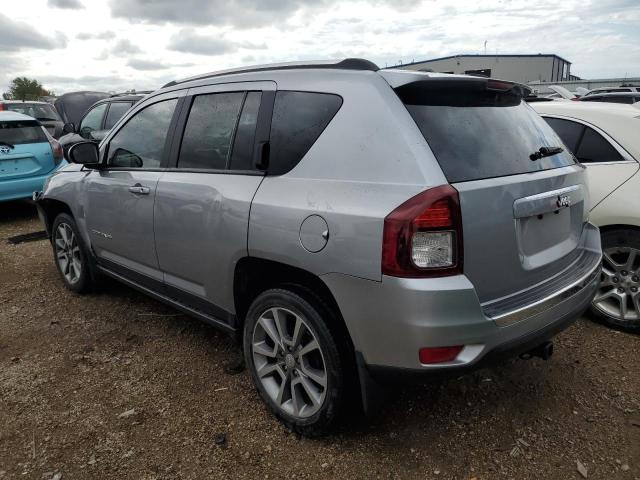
top-left (583, 86), bottom-right (640, 97)
top-left (532, 101), bottom-right (640, 332)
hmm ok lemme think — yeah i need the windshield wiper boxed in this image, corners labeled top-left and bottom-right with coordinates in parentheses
top-left (530, 146), bottom-right (564, 161)
top-left (0, 141), bottom-right (15, 149)
top-left (37, 117), bottom-right (58, 122)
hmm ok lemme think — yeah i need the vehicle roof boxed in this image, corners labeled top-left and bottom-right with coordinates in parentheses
top-left (154, 58), bottom-right (530, 97)
top-left (532, 101), bottom-right (640, 160)
top-left (96, 94), bottom-right (146, 103)
top-left (0, 100), bottom-right (52, 105)
top-left (582, 92), bottom-right (640, 98)
top-left (588, 86), bottom-right (639, 92)
top-left (0, 111), bottom-right (39, 122)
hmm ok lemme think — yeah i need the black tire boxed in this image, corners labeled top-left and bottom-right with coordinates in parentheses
top-left (51, 213), bottom-right (95, 294)
top-left (589, 228), bottom-right (640, 333)
top-left (243, 288), bottom-right (349, 436)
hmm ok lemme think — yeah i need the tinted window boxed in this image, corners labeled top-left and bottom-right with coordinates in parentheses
top-left (107, 98), bottom-right (178, 169)
top-left (606, 96), bottom-right (634, 104)
top-left (398, 84), bottom-right (575, 182)
top-left (269, 91), bottom-right (342, 175)
top-left (0, 120), bottom-right (47, 145)
top-left (229, 92), bottom-right (261, 171)
top-left (576, 127), bottom-right (624, 163)
top-left (79, 103), bottom-right (107, 137)
top-left (5, 103), bottom-right (61, 121)
top-left (104, 102), bottom-right (133, 130)
top-left (544, 117), bottom-right (585, 152)
top-left (178, 92), bottom-right (244, 170)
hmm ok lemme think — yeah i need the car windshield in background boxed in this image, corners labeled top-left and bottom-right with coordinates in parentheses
top-left (5, 103), bottom-right (61, 121)
top-left (397, 82), bottom-right (576, 183)
top-left (0, 120), bottom-right (48, 145)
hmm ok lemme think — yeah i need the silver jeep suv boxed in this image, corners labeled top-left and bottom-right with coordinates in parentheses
top-left (35, 59), bottom-right (602, 435)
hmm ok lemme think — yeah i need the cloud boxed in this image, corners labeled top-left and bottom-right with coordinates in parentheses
top-left (167, 29), bottom-right (265, 56)
top-left (48, 0), bottom-right (84, 8)
top-left (109, 0), bottom-right (421, 28)
top-left (0, 14), bottom-right (67, 51)
top-left (127, 58), bottom-right (194, 71)
top-left (111, 38), bottom-right (142, 55)
top-left (76, 31), bottom-right (116, 40)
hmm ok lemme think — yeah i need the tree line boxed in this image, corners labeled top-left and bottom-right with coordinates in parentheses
top-left (2, 77), bottom-right (54, 101)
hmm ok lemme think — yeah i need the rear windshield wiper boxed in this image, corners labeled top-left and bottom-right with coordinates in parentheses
top-left (530, 146), bottom-right (564, 161)
top-left (0, 141), bottom-right (15, 149)
top-left (37, 117), bottom-right (59, 122)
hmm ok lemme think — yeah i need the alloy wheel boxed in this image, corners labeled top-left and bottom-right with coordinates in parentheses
top-left (54, 223), bottom-right (82, 285)
top-left (592, 247), bottom-right (640, 322)
top-left (251, 307), bottom-right (327, 418)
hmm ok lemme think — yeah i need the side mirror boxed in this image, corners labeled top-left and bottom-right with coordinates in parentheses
top-left (68, 141), bottom-right (100, 167)
top-left (62, 122), bottom-right (75, 135)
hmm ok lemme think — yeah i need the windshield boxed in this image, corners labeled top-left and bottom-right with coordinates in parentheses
top-left (5, 103), bottom-right (61, 121)
top-left (0, 120), bottom-right (48, 145)
top-left (397, 82), bottom-right (576, 182)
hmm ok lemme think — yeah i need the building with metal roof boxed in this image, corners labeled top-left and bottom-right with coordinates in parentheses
top-left (390, 54), bottom-right (579, 85)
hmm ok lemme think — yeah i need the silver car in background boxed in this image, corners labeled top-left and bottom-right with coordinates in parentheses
top-left (35, 59), bottom-right (601, 435)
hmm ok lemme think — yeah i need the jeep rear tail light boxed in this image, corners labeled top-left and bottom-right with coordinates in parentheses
top-left (382, 185), bottom-right (463, 278)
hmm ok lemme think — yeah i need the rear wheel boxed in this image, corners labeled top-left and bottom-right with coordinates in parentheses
top-left (590, 229), bottom-right (640, 333)
top-left (243, 288), bottom-right (347, 436)
top-left (51, 213), bottom-right (94, 293)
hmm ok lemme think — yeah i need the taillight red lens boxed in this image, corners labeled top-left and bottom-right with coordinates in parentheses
top-left (419, 346), bottom-right (464, 364)
top-left (42, 127), bottom-right (64, 165)
top-left (382, 185), bottom-right (463, 278)
top-left (0, 104), bottom-right (5, 111)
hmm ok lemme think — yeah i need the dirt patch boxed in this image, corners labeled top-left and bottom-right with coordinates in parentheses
top-left (0, 201), bottom-right (638, 479)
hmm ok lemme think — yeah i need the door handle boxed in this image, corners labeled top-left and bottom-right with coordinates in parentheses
top-left (128, 183), bottom-right (150, 195)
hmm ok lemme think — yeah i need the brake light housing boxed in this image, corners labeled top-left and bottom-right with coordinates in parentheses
top-left (382, 185), bottom-right (463, 278)
top-left (42, 127), bottom-right (64, 165)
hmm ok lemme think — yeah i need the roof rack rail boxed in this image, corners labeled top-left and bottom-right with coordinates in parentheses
top-left (109, 90), bottom-right (153, 97)
top-left (162, 58), bottom-right (379, 88)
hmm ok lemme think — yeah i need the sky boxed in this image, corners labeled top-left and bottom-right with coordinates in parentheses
top-left (1, 0), bottom-right (639, 95)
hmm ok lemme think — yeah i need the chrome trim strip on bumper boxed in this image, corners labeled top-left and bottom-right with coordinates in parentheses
top-left (486, 255), bottom-right (601, 327)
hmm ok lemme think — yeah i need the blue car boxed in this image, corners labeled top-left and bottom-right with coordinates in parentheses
top-left (0, 111), bottom-right (67, 202)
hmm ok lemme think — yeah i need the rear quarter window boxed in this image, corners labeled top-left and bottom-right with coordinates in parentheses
top-left (0, 120), bottom-right (47, 145)
top-left (397, 82), bottom-right (576, 183)
top-left (268, 91), bottom-right (342, 175)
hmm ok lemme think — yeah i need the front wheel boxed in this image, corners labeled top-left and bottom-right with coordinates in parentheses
top-left (243, 288), bottom-right (347, 436)
top-left (590, 229), bottom-right (640, 333)
top-left (51, 213), bottom-right (94, 294)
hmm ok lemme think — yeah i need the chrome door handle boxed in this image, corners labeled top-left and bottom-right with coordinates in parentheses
top-left (128, 184), bottom-right (150, 195)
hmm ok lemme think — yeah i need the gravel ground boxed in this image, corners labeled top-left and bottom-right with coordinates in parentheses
top-left (0, 200), bottom-right (639, 480)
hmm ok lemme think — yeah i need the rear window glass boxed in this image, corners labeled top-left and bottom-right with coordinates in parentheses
top-left (0, 120), bottom-right (47, 145)
top-left (5, 103), bottom-right (61, 122)
top-left (269, 91), bottom-right (342, 175)
top-left (397, 83), bottom-right (576, 183)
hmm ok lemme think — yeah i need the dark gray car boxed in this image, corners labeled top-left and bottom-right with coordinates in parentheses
top-left (0, 101), bottom-right (64, 138)
top-left (58, 93), bottom-right (146, 157)
top-left (35, 59), bottom-right (602, 435)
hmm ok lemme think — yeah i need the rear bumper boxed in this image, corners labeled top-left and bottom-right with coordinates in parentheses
top-left (0, 162), bottom-right (66, 202)
top-left (322, 222), bottom-right (601, 373)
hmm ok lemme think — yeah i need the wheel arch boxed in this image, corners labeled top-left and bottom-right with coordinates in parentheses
top-left (38, 198), bottom-right (73, 238)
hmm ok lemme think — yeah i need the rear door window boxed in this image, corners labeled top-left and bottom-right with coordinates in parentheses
top-left (229, 92), bottom-right (262, 171)
top-left (269, 91), bottom-right (342, 175)
top-left (178, 92), bottom-right (244, 170)
top-left (104, 102), bottom-right (133, 130)
top-left (0, 120), bottom-right (47, 145)
top-left (575, 127), bottom-right (624, 163)
top-left (398, 82), bottom-right (576, 182)
top-left (79, 103), bottom-right (107, 137)
top-left (543, 117), bottom-right (584, 152)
